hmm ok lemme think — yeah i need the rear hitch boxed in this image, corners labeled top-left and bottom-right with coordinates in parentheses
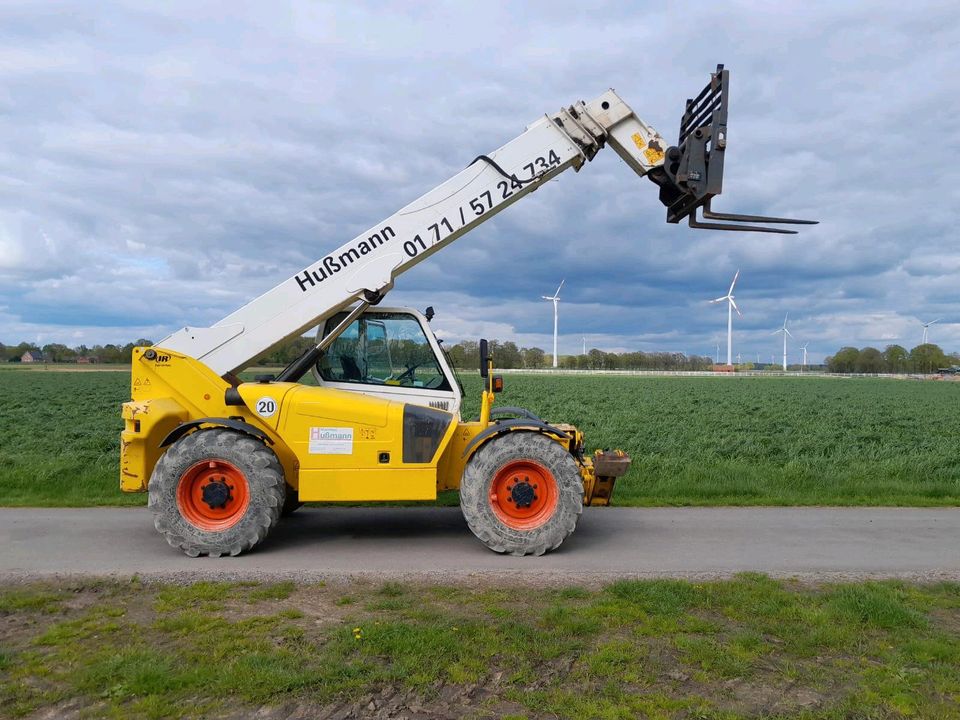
top-left (585, 449), bottom-right (631, 506)
top-left (648, 64), bottom-right (818, 234)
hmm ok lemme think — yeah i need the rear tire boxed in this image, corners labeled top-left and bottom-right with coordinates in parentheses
top-left (460, 432), bottom-right (583, 556)
top-left (148, 429), bottom-right (285, 557)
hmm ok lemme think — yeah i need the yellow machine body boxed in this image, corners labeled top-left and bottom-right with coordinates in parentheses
top-left (120, 348), bottom-right (618, 505)
top-left (119, 67), bottom-right (814, 559)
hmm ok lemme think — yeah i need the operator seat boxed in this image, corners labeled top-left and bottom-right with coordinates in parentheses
top-left (339, 354), bottom-right (362, 381)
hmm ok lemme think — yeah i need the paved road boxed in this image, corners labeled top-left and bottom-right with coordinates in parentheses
top-left (0, 507), bottom-right (958, 584)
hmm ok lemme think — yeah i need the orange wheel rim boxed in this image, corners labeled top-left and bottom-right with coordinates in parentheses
top-left (489, 459), bottom-right (558, 530)
top-left (176, 459), bottom-right (250, 531)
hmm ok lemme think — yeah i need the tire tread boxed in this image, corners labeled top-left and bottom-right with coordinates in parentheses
top-left (460, 432), bottom-right (583, 556)
top-left (148, 429), bottom-right (285, 557)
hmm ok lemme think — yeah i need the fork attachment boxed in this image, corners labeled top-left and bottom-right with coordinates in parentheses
top-left (647, 65), bottom-right (817, 234)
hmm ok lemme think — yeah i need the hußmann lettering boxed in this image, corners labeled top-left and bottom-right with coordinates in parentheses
top-left (294, 226), bottom-right (396, 292)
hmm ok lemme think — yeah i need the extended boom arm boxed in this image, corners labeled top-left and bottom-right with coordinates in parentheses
top-left (158, 66), bottom-right (814, 376)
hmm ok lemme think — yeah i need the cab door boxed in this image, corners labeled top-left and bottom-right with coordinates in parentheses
top-left (311, 307), bottom-right (463, 417)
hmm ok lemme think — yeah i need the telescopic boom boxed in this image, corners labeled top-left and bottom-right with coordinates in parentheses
top-left (157, 66), bottom-right (815, 376)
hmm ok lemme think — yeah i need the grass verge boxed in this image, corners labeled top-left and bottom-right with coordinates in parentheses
top-left (0, 575), bottom-right (958, 718)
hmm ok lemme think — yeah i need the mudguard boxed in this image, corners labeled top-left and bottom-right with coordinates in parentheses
top-left (461, 418), bottom-right (569, 459)
top-left (159, 417), bottom-right (273, 447)
top-left (489, 406), bottom-right (542, 422)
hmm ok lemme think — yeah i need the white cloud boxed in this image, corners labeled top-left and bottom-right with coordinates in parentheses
top-left (0, 0), bottom-right (958, 366)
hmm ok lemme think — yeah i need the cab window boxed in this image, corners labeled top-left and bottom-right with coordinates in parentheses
top-left (318, 312), bottom-right (452, 391)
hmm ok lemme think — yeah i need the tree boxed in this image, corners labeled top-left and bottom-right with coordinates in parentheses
top-left (521, 347), bottom-right (545, 369)
top-left (443, 340), bottom-right (484, 370)
top-left (910, 343), bottom-right (947, 374)
top-left (495, 341), bottom-right (522, 370)
top-left (827, 347), bottom-right (860, 373)
top-left (458, 340), bottom-right (480, 370)
top-left (587, 348), bottom-right (606, 370)
top-left (96, 344), bottom-right (122, 363)
top-left (883, 344), bottom-right (908, 373)
top-left (255, 335), bottom-right (315, 365)
top-left (13, 342), bottom-right (40, 360)
top-left (855, 347), bottom-right (884, 374)
top-left (445, 342), bottom-right (465, 369)
top-left (42, 343), bottom-right (74, 363)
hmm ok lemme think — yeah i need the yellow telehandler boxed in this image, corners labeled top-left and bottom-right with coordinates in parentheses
top-left (120, 66), bottom-right (814, 557)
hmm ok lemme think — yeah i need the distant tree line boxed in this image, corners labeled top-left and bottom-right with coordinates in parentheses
top-left (825, 344), bottom-right (959, 374)
top-left (257, 338), bottom-right (714, 371)
top-left (442, 340), bottom-right (714, 371)
top-left (16, 334), bottom-right (953, 375)
top-left (257, 336), bottom-right (317, 365)
top-left (0, 340), bottom-right (154, 364)
top-left (1, 337), bottom-right (322, 366)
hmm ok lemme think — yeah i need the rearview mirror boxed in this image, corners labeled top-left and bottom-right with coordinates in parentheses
top-left (479, 339), bottom-right (489, 378)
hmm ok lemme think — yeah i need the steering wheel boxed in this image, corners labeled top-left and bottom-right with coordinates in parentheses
top-left (395, 363), bottom-right (421, 384)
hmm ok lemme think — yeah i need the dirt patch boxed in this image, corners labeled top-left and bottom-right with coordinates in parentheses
top-left (717, 677), bottom-right (826, 715)
top-left (211, 682), bottom-right (526, 720)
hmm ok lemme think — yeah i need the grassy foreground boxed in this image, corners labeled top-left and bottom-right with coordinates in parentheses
top-left (0, 369), bottom-right (958, 506)
top-left (1, 575), bottom-right (958, 719)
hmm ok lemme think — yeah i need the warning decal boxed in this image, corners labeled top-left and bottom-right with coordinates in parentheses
top-left (309, 427), bottom-right (354, 455)
top-left (643, 146), bottom-right (665, 164)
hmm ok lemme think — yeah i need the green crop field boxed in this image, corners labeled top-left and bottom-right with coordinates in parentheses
top-left (0, 368), bottom-right (958, 506)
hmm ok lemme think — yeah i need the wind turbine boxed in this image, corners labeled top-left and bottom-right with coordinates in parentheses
top-left (921, 319), bottom-right (940, 345)
top-left (772, 314), bottom-right (793, 370)
top-left (542, 279), bottom-right (564, 368)
top-left (582, 336), bottom-right (586, 356)
top-left (800, 343), bottom-right (809, 370)
top-left (709, 269), bottom-right (741, 366)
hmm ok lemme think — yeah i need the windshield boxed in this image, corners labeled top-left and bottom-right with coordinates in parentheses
top-left (317, 312), bottom-right (452, 391)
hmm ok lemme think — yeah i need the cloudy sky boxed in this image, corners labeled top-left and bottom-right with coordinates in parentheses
top-left (2, 1), bottom-right (958, 363)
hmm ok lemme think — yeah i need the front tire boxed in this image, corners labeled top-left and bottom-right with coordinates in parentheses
top-left (460, 432), bottom-right (583, 556)
top-left (148, 429), bottom-right (285, 557)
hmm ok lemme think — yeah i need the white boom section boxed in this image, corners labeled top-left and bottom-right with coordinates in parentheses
top-left (159, 90), bottom-right (668, 375)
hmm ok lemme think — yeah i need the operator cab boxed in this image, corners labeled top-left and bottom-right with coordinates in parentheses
top-left (312, 307), bottom-right (463, 417)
